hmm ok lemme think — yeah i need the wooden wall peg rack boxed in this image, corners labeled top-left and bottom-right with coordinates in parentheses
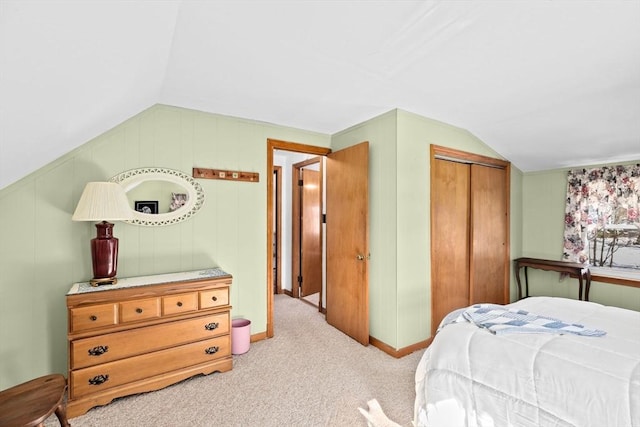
top-left (193, 167), bottom-right (259, 183)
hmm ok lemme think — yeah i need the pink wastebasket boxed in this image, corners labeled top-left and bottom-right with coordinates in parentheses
top-left (231, 318), bottom-right (251, 355)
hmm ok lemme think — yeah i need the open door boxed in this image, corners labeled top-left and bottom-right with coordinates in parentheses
top-left (273, 166), bottom-right (282, 295)
top-left (300, 168), bottom-right (322, 297)
top-left (292, 159), bottom-right (323, 299)
top-left (325, 141), bottom-right (369, 345)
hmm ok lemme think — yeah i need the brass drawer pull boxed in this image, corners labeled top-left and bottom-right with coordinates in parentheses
top-left (90, 315), bottom-right (98, 321)
top-left (88, 345), bottom-right (109, 356)
top-left (88, 374), bottom-right (109, 385)
top-left (205, 346), bottom-right (219, 355)
top-left (136, 308), bottom-right (143, 314)
top-left (204, 322), bottom-right (219, 331)
top-left (177, 301), bottom-right (183, 307)
top-left (211, 296), bottom-right (218, 302)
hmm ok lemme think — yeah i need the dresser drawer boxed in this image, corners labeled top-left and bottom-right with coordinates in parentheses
top-left (119, 298), bottom-right (160, 323)
top-left (70, 304), bottom-right (118, 333)
top-left (70, 335), bottom-right (231, 398)
top-left (71, 312), bottom-right (230, 369)
top-left (199, 287), bottom-right (229, 309)
top-left (162, 292), bottom-right (198, 316)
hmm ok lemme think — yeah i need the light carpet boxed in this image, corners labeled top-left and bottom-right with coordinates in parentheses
top-left (47, 294), bottom-right (423, 426)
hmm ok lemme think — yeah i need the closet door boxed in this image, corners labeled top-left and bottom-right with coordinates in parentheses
top-left (430, 145), bottom-right (510, 336)
top-left (469, 164), bottom-right (509, 305)
top-left (431, 158), bottom-right (470, 335)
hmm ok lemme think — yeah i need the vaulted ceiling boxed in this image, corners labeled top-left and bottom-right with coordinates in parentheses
top-left (1, 1), bottom-right (639, 190)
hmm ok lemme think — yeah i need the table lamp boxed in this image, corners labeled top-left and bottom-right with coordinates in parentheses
top-left (72, 182), bottom-right (133, 286)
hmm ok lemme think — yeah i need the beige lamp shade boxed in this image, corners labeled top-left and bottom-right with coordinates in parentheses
top-left (72, 182), bottom-right (133, 221)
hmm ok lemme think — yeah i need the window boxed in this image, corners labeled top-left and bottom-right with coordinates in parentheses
top-left (563, 164), bottom-right (640, 276)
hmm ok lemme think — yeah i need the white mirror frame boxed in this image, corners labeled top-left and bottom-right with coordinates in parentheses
top-left (110, 167), bottom-right (205, 226)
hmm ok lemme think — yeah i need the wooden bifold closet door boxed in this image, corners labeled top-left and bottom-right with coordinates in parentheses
top-left (430, 146), bottom-right (510, 336)
top-left (469, 163), bottom-right (508, 305)
top-left (431, 159), bottom-right (470, 334)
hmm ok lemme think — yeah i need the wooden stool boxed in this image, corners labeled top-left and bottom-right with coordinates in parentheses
top-left (0, 374), bottom-right (70, 427)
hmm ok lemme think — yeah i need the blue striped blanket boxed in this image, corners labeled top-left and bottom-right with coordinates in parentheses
top-left (439, 303), bottom-right (606, 336)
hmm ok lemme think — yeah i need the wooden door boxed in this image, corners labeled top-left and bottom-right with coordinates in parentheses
top-left (326, 141), bottom-right (369, 345)
top-left (431, 158), bottom-right (471, 335)
top-left (273, 166), bottom-right (282, 295)
top-left (469, 164), bottom-right (509, 304)
top-left (430, 145), bottom-right (510, 336)
top-left (300, 168), bottom-right (322, 296)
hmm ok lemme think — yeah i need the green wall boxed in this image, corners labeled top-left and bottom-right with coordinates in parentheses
top-left (522, 165), bottom-right (640, 311)
top-left (1, 102), bottom-right (636, 390)
top-left (0, 105), bottom-right (330, 389)
top-left (395, 110), bottom-right (522, 347)
top-left (331, 109), bottom-right (522, 349)
top-left (331, 110), bottom-right (400, 349)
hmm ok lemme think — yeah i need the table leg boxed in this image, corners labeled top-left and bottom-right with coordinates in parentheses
top-left (515, 264), bottom-right (523, 300)
top-left (578, 275), bottom-right (584, 301)
top-left (584, 270), bottom-right (592, 301)
top-left (55, 384), bottom-right (71, 427)
top-left (55, 402), bottom-right (70, 427)
top-left (524, 267), bottom-right (529, 298)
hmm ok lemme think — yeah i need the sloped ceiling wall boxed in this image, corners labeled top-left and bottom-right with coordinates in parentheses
top-left (0, 1), bottom-right (179, 189)
top-left (2, 1), bottom-right (639, 190)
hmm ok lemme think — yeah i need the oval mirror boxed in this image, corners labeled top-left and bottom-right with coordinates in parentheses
top-left (110, 167), bottom-right (205, 226)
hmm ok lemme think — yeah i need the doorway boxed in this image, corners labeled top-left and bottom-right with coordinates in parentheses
top-left (266, 139), bottom-right (370, 345)
top-left (266, 140), bottom-right (331, 338)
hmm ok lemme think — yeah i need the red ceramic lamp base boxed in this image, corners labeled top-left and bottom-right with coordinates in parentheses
top-left (90, 221), bottom-right (120, 286)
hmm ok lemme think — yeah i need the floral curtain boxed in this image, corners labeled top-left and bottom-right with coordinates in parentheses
top-left (563, 164), bottom-right (640, 268)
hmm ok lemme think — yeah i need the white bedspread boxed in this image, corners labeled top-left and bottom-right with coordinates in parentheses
top-left (414, 297), bottom-right (640, 427)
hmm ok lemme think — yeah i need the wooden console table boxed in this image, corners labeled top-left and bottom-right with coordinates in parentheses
top-left (514, 257), bottom-right (592, 301)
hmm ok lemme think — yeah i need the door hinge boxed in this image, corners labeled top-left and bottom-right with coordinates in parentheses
top-left (322, 213), bottom-right (326, 223)
top-left (298, 179), bottom-right (303, 186)
top-left (297, 275), bottom-right (302, 285)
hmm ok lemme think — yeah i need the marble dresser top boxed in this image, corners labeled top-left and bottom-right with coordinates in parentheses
top-left (68, 268), bottom-right (230, 295)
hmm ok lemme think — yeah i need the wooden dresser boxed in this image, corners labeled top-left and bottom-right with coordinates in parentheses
top-left (66, 269), bottom-right (233, 418)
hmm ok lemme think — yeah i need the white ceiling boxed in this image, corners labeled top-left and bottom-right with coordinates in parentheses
top-left (1, 1), bottom-right (639, 190)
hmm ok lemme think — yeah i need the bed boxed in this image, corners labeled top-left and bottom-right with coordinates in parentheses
top-left (414, 296), bottom-right (640, 427)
